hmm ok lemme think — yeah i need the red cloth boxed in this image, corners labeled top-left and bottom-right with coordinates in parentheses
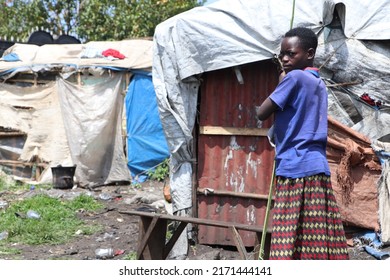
top-left (102, 49), bottom-right (125, 59)
top-left (360, 93), bottom-right (376, 106)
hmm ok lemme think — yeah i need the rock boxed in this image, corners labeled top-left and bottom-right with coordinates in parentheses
top-left (192, 250), bottom-right (221, 260)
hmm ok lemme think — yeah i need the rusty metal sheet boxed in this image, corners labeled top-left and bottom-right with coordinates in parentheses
top-left (197, 60), bottom-right (278, 246)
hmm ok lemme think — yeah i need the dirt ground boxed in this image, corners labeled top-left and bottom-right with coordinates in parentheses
top-left (0, 180), bottom-right (389, 260)
top-left (0, 180), bottom-right (240, 260)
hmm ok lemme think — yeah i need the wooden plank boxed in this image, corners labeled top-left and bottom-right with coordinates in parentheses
top-left (119, 210), bottom-right (271, 234)
top-left (0, 160), bottom-right (47, 168)
top-left (163, 221), bottom-right (188, 259)
top-left (197, 188), bottom-right (273, 201)
top-left (0, 132), bottom-right (26, 136)
top-left (123, 210), bottom-right (273, 260)
top-left (77, 72), bottom-right (81, 86)
top-left (136, 216), bottom-right (159, 259)
top-left (230, 226), bottom-right (248, 260)
top-left (137, 216), bottom-right (167, 260)
top-left (200, 126), bottom-right (268, 136)
top-left (192, 125), bottom-right (198, 227)
top-left (4, 78), bottom-right (50, 85)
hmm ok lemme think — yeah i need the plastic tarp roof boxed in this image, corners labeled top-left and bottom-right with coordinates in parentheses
top-left (0, 39), bottom-right (153, 77)
top-left (152, 0), bottom-right (390, 221)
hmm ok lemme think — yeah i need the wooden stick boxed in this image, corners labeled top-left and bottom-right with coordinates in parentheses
top-left (230, 225), bottom-right (249, 260)
top-left (77, 72), bottom-right (81, 86)
top-left (0, 160), bottom-right (47, 167)
top-left (197, 188), bottom-right (273, 201)
top-left (0, 132), bottom-right (26, 136)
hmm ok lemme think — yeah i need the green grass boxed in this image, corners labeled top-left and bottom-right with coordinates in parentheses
top-left (0, 173), bottom-right (52, 195)
top-left (0, 174), bottom-right (28, 192)
top-left (122, 251), bottom-right (137, 260)
top-left (0, 193), bottom-right (103, 247)
top-left (0, 246), bottom-right (21, 256)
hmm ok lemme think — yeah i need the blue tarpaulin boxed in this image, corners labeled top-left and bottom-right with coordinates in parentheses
top-left (125, 72), bottom-right (169, 182)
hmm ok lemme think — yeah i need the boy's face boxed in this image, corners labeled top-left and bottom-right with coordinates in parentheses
top-left (278, 36), bottom-right (314, 73)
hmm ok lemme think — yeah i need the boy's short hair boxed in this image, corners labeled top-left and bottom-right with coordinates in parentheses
top-left (284, 27), bottom-right (318, 51)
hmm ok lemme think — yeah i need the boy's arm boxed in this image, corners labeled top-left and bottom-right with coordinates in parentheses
top-left (255, 97), bottom-right (278, 121)
top-left (255, 71), bottom-right (285, 121)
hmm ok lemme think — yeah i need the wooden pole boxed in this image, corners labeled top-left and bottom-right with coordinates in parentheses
top-left (197, 188), bottom-right (273, 201)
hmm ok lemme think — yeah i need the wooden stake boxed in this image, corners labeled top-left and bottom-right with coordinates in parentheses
top-left (77, 72), bottom-right (81, 86)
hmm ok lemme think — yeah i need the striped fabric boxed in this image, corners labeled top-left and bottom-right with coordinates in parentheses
top-left (269, 174), bottom-right (349, 260)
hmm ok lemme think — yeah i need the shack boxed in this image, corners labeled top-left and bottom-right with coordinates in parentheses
top-left (152, 0), bottom-right (390, 257)
top-left (0, 38), bottom-right (169, 188)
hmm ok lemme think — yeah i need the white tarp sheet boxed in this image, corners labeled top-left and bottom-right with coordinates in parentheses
top-left (0, 73), bottom-right (131, 187)
top-left (57, 73), bottom-right (130, 187)
top-left (0, 39), bottom-right (153, 76)
top-left (153, 0), bottom-right (390, 219)
top-left (0, 82), bottom-right (72, 168)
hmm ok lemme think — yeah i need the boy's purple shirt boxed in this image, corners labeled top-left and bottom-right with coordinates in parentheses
top-left (269, 68), bottom-right (330, 178)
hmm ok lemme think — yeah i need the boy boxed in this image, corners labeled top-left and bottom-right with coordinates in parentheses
top-left (256, 27), bottom-right (349, 260)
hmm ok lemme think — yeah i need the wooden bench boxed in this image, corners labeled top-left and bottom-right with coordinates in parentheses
top-left (119, 209), bottom-right (272, 260)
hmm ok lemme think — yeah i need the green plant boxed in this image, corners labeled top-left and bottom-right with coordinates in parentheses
top-left (67, 194), bottom-right (103, 212)
top-left (131, 182), bottom-right (142, 189)
top-left (0, 173), bottom-right (24, 191)
top-left (166, 224), bottom-right (173, 241)
top-left (0, 172), bottom-right (52, 193)
top-left (122, 251), bottom-right (137, 260)
top-left (0, 0), bottom-right (204, 42)
top-left (147, 158), bottom-right (170, 182)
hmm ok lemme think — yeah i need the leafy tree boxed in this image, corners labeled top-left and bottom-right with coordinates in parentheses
top-left (0, 0), bottom-right (204, 42)
top-left (0, 0), bottom-right (77, 41)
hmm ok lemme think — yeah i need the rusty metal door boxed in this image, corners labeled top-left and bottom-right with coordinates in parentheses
top-left (197, 60), bottom-right (278, 247)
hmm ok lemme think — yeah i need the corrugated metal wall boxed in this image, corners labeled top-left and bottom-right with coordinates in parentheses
top-left (197, 60), bottom-right (278, 247)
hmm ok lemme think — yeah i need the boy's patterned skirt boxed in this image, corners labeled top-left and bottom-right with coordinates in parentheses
top-left (269, 174), bottom-right (349, 260)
